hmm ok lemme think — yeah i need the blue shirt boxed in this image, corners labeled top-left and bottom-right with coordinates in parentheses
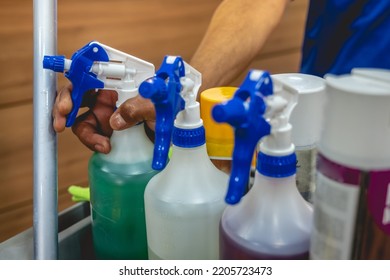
top-left (300, 0), bottom-right (390, 77)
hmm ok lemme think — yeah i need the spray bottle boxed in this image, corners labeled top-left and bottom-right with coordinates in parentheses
top-left (311, 68), bottom-right (390, 259)
top-left (213, 70), bottom-right (313, 259)
top-left (138, 56), bottom-right (229, 259)
top-left (43, 41), bottom-right (158, 259)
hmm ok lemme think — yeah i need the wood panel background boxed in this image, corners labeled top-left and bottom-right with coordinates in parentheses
top-left (0, 0), bottom-right (309, 242)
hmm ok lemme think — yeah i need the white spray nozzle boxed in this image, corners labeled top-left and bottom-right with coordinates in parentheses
top-left (175, 61), bottom-right (203, 129)
top-left (259, 76), bottom-right (299, 156)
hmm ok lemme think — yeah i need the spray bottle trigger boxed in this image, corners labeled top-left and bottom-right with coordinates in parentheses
top-left (212, 70), bottom-right (273, 204)
top-left (43, 42), bottom-right (110, 127)
top-left (139, 56), bottom-right (186, 170)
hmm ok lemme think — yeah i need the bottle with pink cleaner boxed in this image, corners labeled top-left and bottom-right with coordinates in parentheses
top-left (213, 69), bottom-right (313, 259)
top-left (139, 56), bottom-right (229, 259)
top-left (310, 68), bottom-right (390, 259)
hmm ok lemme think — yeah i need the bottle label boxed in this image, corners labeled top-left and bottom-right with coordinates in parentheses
top-left (310, 171), bottom-right (360, 259)
top-left (367, 172), bottom-right (390, 235)
top-left (310, 154), bottom-right (390, 259)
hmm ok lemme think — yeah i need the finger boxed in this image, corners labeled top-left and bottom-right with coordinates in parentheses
top-left (72, 112), bottom-right (112, 154)
top-left (53, 86), bottom-right (103, 132)
top-left (91, 90), bottom-right (117, 136)
top-left (145, 120), bottom-right (156, 132)
top-left (144, 120), bottom-right (156, 143)
top-left (53, 84), bottom-right (73, 132)
top-left (110, 95), bottom-right (156, 130)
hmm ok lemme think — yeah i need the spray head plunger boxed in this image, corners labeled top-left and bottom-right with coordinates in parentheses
top-left (212, 70), bottom-right (273, 204)
top-left (43, 41), bottom-right (154, 127)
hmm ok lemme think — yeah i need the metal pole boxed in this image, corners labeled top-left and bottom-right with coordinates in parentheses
top-left (33, 0), bottom-right (58, 259)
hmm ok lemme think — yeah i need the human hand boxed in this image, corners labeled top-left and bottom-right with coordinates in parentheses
top-left (53, 83), bottom-right (156, 154)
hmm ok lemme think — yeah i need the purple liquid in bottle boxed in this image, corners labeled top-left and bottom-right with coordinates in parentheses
top-left (220, 222), bottom-right (309, 260)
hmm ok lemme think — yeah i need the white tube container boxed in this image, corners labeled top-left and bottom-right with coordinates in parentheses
top-left (311, 68), bottom-right (390, 259)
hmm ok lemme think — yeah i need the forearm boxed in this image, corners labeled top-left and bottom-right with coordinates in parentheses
top-left (190, 0), bottom-right (289, 92)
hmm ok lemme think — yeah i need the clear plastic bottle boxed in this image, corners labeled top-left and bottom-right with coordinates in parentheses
top-left (43, 42), bottom-right (158, 259)
top-left (213, 70), bottom-right (313, 259)
top-left (139, 56), bottom-right (229, 259)
top-left (89, 121), bottom-right (159, 260)
top-left (144, 137), bottom-right (228, 259)
top-left (220, 173), bottom-right (312, 259)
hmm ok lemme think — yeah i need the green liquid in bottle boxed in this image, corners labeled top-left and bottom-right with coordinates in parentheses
top-left (89, 152), bottom-right (158, 260)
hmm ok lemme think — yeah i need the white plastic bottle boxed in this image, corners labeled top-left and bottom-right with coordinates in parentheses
top-left (271, 74), bottom-right (325, 203)
top-left (213, 70), bottom-right (313, 259)
top-left (139, 56), bottom-right (228, 259)
top-left (310, 68), bottom-right (390, 259)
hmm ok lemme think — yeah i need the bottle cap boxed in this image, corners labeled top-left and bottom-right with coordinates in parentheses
top-left (271, 73), bottom-right (325, 148)
top-left (320, 68), bottom-right (390, 169)
top-left (200, 87), bottom-right (236, 159)
top-left (257, 152), bottom-right (297, 178)
top-left (172, 126), bottom-right (205, 148)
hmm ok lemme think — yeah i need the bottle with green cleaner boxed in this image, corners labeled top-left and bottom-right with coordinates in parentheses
top-left (139, 56), bottom-right (229, 259)
top-left (43, 41), bottom-right (158, 259)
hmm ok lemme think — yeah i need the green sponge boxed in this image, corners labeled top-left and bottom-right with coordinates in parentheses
top-left (68, 185), bottom-right (90, 202)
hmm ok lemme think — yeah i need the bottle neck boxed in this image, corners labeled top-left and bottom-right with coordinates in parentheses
top-left (248, 171), bottom-right (305, 204)
top-left (167, 143), bottom-right (216, 169)
top-left (170, 143), bottom-right (209, 161)
top-left (102, 123), bottom-right (154, 164)
top-left (164, 143), bottom-right (225, 183)
top-left (254, 171), bottom-right (296, 187)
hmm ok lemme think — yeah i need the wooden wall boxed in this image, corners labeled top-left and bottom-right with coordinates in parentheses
top-left (0, 0), bottom-right (309, 242)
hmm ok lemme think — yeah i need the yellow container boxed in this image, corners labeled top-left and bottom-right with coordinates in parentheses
top-left (200, 87), bottom-right (237, 160)
top-left (200, 87), bottom-right (257, 173)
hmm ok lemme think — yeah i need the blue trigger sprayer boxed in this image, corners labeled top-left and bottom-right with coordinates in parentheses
top-left (139, 56), bottom-right (229, 260)
top-left (43, 41), bottom-right (159, 259)
top-left (212, 70), bottom-right (273, 205)
top-left (214, 69), bottom-right (313, 259)
top-left (43, 41), bottom-right (154, 127)
top-left (138, 55), bottom-right (186, 170)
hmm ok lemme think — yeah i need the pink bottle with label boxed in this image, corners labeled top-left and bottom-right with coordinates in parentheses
top-left (311, 68), bottom-right (390, 259)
